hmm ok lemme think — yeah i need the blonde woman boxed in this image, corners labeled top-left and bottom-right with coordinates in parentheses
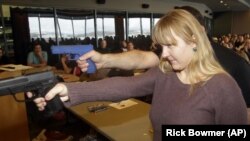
top-left (29, 9), bottom-right (247, 141)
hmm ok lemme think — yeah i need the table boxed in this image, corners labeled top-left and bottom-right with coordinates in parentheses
top-left (0, 64), bottom-right (33, 72)
top-left (53, 69), bottom-right (80, 82)
top-left (0, 70), bottom-right (22, 78)
top-left (0, 65), bottom-right (54, 141)
top-left (68, 98), bottom-right (153, 141)
top-left (57, 73), bottom-right (79, 82)
top-left (0, 70), bottom-right (30, 141)
top-left (0, 64), bottom-right (52, 75)
top-left (0, 93), bottom-right (30, 141)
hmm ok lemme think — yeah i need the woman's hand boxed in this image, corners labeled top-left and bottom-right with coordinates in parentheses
top-left (61, 54), bottom-right (68, 63)
top-left (27, 83), bottom-right (69, 111)
top-left (77, 50), bottom-right (104, 72)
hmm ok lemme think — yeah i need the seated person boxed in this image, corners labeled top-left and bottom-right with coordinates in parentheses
top-left (120, 40), bottom-right (128, 52)
top-left (119, 40), bottom-right (135, 52)
top-left (96, 39), bottom-right (112, 53)
top-left (27, 43), bottom-right (48, 67)
top-left (0, 48), bottom-right (10, 65)
top-left (55, 54), bottom-right (81, 76)
top-left (127, 41), bottom-right (135, 51)
top-left (235, 38), bottom-right (250, 64)
top-left (246, 39), bottom-right (250, 60)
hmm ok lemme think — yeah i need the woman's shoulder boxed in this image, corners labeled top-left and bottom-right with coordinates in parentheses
top-left (146, 66), bottom-right (173, 76)
top-left (203, 73), bottom-right (247, 117)
top-left (205, 73), bottom-right (239, 88)
top-left (208, 73), bottom-right (237, 86)
top-left (204, 73), bottom-right (241, 96)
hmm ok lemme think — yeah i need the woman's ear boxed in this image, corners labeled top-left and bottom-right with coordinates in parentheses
top-left (191, 35), bottom-right (197, 48)
top-left (192, 35), bottom-right (196, 41)
top-left (191, 42), bottom-right (197, 48)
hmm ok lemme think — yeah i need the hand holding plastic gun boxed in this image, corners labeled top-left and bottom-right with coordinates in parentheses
top-left (0, 45), bottom-right (97, 117)
top-left (51, 44), bottom-right (97, 74)
top-left (27, 45), bottom-right (108, 112)
top-left (27, 44), bottom-right (98, 111)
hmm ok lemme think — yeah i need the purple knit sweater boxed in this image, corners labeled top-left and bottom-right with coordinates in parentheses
top-left (64, 67), bottom-right (247, 141)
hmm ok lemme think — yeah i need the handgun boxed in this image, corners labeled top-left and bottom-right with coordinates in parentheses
top-left (0, 71), bottom-right (64, 117)
top-left (51, 44), bottom-right (96, 73)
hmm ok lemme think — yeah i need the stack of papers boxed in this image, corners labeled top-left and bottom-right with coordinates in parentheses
top-left (0, 64), bottom-right (33, 71)
top-left (109, 99), bottom-right (138, 110)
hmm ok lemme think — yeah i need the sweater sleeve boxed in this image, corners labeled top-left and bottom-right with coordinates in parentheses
top-left (64, 67), bottom-right (160, 107)
top-left (207, 74), bottom-right (248, 124)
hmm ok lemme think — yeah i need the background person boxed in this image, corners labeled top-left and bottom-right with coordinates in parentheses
top-left (27, 42), bottom-right (48, 67)
top-left (96, 39), bottom-right (112, 53)
top-left (119, 40), bottom-right (128, 52)
top-left (127, 41), bottom-right (135, 51)
top-left (235, 38), bottom-right (250, 64)
top-left (55, 54), bottom-right (81, 76)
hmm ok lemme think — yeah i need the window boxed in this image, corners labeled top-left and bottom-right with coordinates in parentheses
top-left (123, 18), bottom-right (126, 39)
top-left (128, 18), bottom-right (140, 36)
top-left (28, 17), bottom-right (40, 39)
top-left (58, 18), bottom-right (74, 39)
top-left (141, 18), bottom-right (150, 35)
top-left (73, 19), bottom-right (85, 39)
top-left (86, 18), bottom-right (94, 38)
top-left (40, 17), bottom-right (55, 39)
top-left (128, 13), bottom-right (152, 37)
top-left (103, 18), bottom-right (115, 37)
top-left (97, 18), bottom-right (103, 38)
top-left (28, 9), bottom-right (167, 46)
top-left (97, 16), bottom-right (115, 39)
top-left (153, 18), bottom-right (160, 25)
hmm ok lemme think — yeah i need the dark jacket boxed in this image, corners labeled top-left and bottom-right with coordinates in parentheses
top-left (211, 41), bottom-right (250, 107)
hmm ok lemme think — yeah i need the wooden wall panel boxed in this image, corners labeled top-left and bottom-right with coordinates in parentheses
top-left (0, 93), bottom-right (30, 141)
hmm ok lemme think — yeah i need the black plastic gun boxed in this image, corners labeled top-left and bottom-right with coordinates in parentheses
top-left (0, 71), bottom-right (63, 117)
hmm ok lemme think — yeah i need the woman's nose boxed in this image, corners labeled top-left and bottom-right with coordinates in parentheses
top-left (161, 47), bottom-right (170, 58)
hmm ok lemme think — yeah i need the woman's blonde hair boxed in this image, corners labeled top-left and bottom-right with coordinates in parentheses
top-left (152, 9), bottom-right (226, 89)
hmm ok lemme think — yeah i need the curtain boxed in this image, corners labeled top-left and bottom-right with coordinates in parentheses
top-left (10, 7), bottom-right (30, 65)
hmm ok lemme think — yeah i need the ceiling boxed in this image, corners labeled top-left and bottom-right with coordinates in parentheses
top-left (181, 0), bottom-right (250, 12)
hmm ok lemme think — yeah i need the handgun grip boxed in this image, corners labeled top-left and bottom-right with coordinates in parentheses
top-left (86, 59), bottom-right (96, 73)
top-left (81, 45), bottom-right (96, 74)
top-left (43, 94), bottom-right (64, 117)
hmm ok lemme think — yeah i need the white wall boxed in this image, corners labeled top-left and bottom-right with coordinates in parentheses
top-left (2, 0), bottom-right (212, 18)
